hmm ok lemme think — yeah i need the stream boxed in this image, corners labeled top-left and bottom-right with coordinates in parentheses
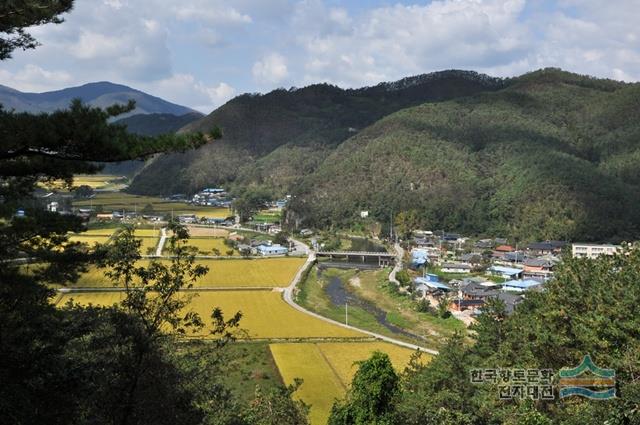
top-left (323, 273), bottom-right (426, 342)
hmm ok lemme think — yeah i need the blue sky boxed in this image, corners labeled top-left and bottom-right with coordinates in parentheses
top-left (1, 0), bottom-right (638, 112)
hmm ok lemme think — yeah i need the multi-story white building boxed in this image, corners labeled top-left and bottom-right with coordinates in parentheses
top-left (571, 243), bottom-right (620, 259)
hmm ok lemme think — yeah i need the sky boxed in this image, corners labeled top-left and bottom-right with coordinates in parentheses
top-left (1, 0), bottom-right (639, 113)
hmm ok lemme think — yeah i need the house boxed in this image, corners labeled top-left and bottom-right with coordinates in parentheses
top-left (96, 213), bottom-right (113, 221)
top-left (572, 243), bottom-right (620, 259)
top-left (177, 214), bottom-right (197, 224)
top-left (414, 276), bottom-right (451, 296)
top-left (526, 241), bottom-right (567, 255)
top-left (487, 265), bottom-right (523, 280)
top-left (441, 263), bottom-right (472, 273)
top-left (493, 292), bottom-right (524, 314)
top-left (413, 238), bottom-right (434, 248)
top-left (460, 253), bottom-right (483, 266)
top-left (450, 298), bottom-right (485, 312)
top-left (257, 244), bottom-right (288, 256)
top-left (502, 279), bottom-right (543, 292)
top-left (461, 276), bottom-right (497, 287)
top-left (236, 244), bottom-right (255, 255)
top-left (205, 217), bottom-right (226, 225)
top-left (502, 251), bottom-right (526, 263)
top-left (523, 258), bottom-right (555, 272)
top-left (443, 233), bottom-right (461, 242)
top-left (475, 239), bottom-right (494, 249)
top-left (459, 281), bottom-right (500, 300)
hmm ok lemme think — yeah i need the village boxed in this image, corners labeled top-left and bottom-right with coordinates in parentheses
top-left (404, 231), bottom-right (621, 323)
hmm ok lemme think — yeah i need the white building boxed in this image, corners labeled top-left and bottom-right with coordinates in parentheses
top-left (571, 243), bottom-right (620, 259)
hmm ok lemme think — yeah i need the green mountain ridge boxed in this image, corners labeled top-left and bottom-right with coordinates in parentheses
top-left (128, 70), bottom-right (505, 194)
top-left (129, 69), bottom-right (640, 241)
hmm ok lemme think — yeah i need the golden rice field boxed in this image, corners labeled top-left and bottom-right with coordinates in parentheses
top-left (67, 227), bottom-right (159, 253)
top-left (165, 237), bottom-right (237, 256)
top-left (64, 257), bottom-right (306, 288)
top-left (72, 174), bottom-right (127, 190)
top-left (56, 291), bottom-right (364, 340)
top-left (270, 342), bottom-right (428, 425)
top-left (73, 192), bottom-right (232, 218)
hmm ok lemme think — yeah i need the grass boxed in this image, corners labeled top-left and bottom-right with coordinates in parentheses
top-left (297, 266), bottom-right (465, 348)
top-left (270, 342), bottom-right (429, 425)
top-left (56, 291), bottom-right (365, 340)
top-left (73, 192), bottom-right (232, 218)
top-left (59, 258), bottom-right (306, 288)
top-left (352, 269), bottom-right (466, 346)
top-left (215, 341), bottom-right (284, 404)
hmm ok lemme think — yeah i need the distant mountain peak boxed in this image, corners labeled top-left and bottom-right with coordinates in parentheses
top-left (0, 81), bottom-right (197, 116)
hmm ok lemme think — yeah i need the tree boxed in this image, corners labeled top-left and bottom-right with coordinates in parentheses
top-left (437, 295), bottom-right (451, 319)
top-left (0, 0), bottom-right (73, 60)
top-left (395, 270), bottom-right (411, 287)
top-left (394, 210), bottom-right (419, 240)
top-left (96, 221), bottom-right (242, 424)
top-left (243, 379), bottom-right (309, 425)
top-left (273, 231), bottom-right (289, 246)
top-left (328, 351), bottom-right (400, 425)
top-left (0, 3), bottom-right (214, 423)
top-left (73, 184), bottom-right (95, 199)
top-left (141, 203), bottom-right (155, 214)
top-left (232, 188), bottom-right (271, 222)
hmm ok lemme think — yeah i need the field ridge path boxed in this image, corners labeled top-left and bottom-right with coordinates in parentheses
top-left (155, 227), bottom-right (167, 256)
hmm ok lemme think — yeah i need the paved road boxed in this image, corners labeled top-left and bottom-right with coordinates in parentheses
top-left (388, 242), bottom-right (404, 285)
top-left (283, 239), bottom-right (438, 355)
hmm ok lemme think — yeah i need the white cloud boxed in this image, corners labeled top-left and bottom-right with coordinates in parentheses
top-left (252, 53), bottom-right (289, 84)
top-left (147, 74), bottom-right (236, 113)
top-left (293, 0), bottom-right (531, 87)
top-left (0, 65), bottom-right (73, 92)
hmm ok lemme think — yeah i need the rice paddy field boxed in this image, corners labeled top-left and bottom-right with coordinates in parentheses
top-left (270, 342), bottom-right (428, 424)
top-left (63, 258), bottom-right (306, 288)
top-left (73, 192), bottom-right (232, 218)
top-left (164, 237), bottom-right (237, 256)
top-left (56, 291), bottom-right (364, 340)
top-left (68, 227), bottom-right (160, 253)
top-left (72, 174), bottom-right (128, 190)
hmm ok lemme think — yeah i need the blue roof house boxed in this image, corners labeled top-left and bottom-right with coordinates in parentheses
top-left (414, 276), bottom-right (451, 293)
top-left (487, 265), bottom-right (523, 280)
top-left (501, 279), bottom-right (543, 292)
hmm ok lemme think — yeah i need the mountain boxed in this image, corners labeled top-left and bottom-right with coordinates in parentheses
top-left (98, 112), bottom-right (204, 177)
top-left (0, 82), bottom-right (197, 116)
top-left (128, 70), bottom-right (506, 194)
top-left (288, 69), bottom-right (640, 242)
top-left (115, 112), bottom-right (204, 136)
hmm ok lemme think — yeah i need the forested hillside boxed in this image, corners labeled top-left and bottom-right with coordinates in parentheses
top-left (290, 69), bottom-right (640, 242)
top-left (129, 69), bottom-right (640, 242)
top-left (128, 70), bottom-right (505, 194)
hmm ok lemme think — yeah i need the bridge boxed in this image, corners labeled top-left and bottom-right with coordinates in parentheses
top-left (315, 250), bottom-right (396, 267)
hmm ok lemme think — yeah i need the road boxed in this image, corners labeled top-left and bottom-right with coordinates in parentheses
top-left (283, 238), bottom-right (438, 355)
top-left (388, 242), bottom-right (404, 285)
